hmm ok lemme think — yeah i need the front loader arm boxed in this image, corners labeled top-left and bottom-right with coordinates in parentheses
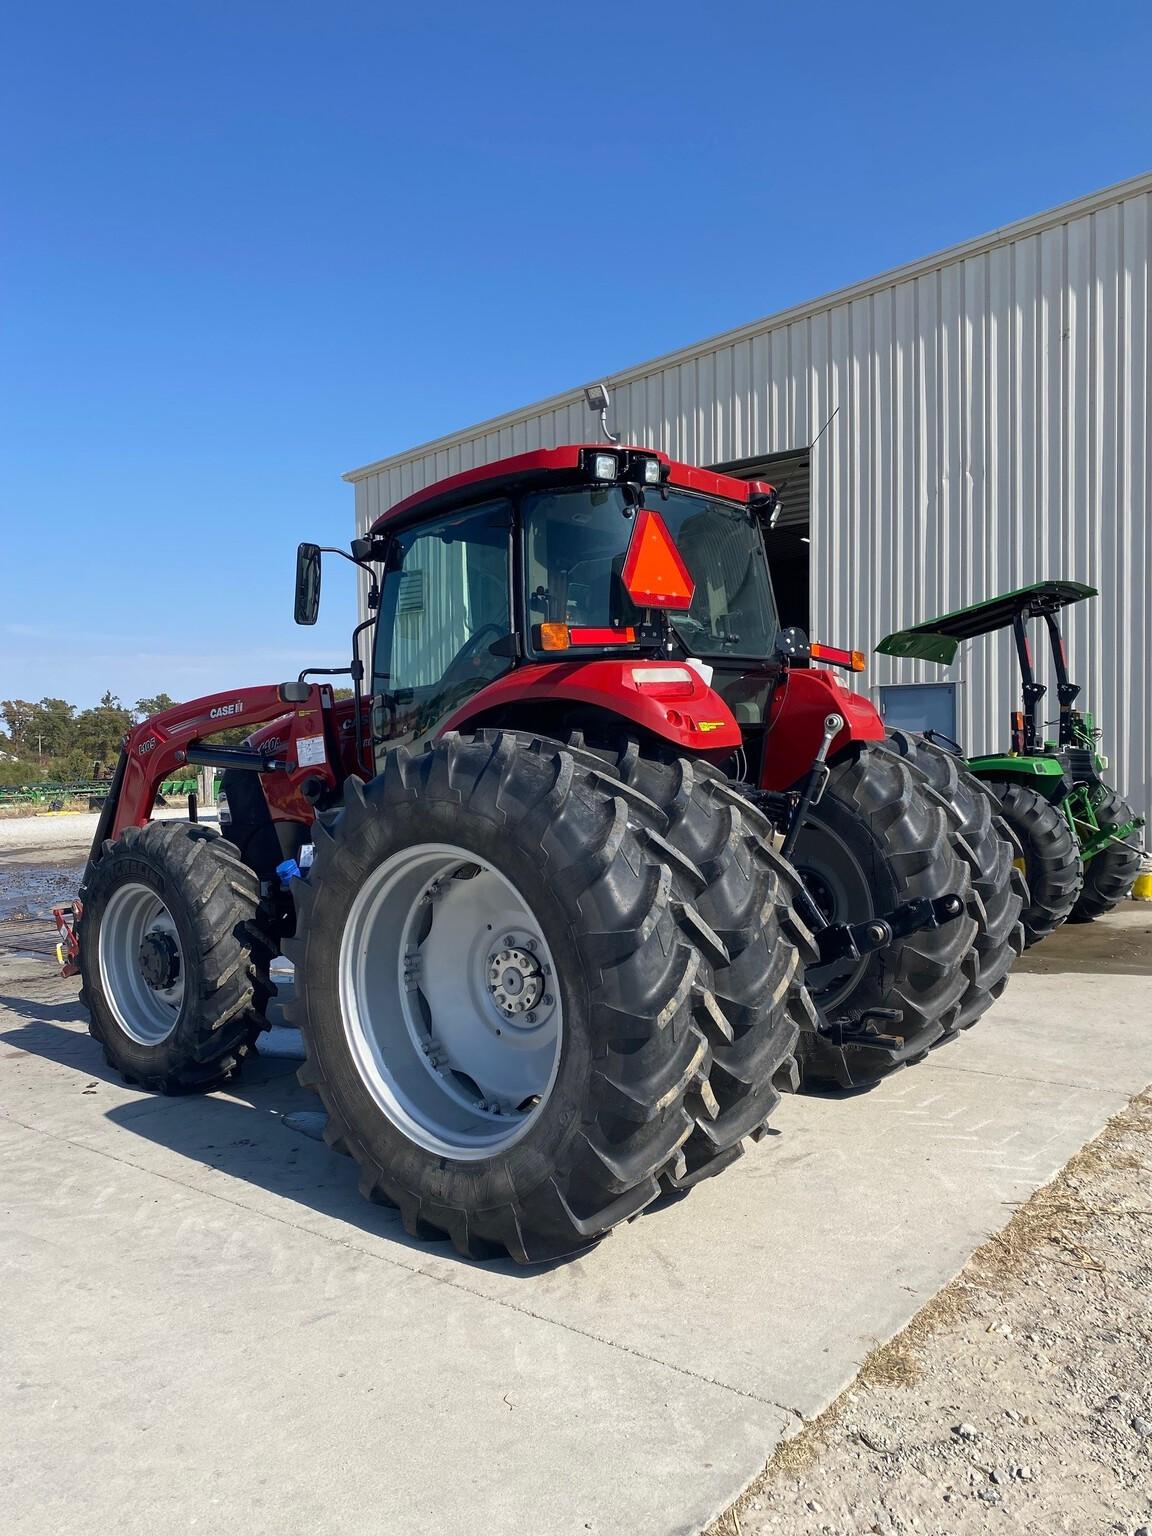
top-left (90, 682), bottom-right (335, 875)
top-left (54, 682), bottom-right (335, 978)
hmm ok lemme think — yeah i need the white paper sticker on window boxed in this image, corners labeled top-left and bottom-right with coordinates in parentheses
top-left (297, 734), bottom-right (326, 767)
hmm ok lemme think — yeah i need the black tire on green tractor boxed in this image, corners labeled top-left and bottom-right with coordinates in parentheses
top-left (982, 779), bottom-right (1082, 947)
top-left (285, 730), bottom-right (810, 1265)
top-left (1069, 787), bottom-right (1143, 923)
top-left (789, 738), bottom-right (978, 1069)
top-left (885, 732), bottom-right (1026, 1018)
top-left (78, 821), bottom-right (272, 1092)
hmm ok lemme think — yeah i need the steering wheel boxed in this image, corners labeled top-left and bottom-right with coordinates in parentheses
top-left (441, 623), bottom-right (506, 683)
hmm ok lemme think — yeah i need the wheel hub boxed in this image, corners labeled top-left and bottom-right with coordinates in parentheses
top-left (339, 844), bottom-right (564, 1160)
top-left (798, 867), bottom-right (836, 924)
top-left (138, 930), bottom-right (181, 992)
top-left (486, 942), bottom-right (544, 1019)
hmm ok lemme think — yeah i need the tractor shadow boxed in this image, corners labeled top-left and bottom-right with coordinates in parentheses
top-left (0, 1000), bottom-right (579, 1278)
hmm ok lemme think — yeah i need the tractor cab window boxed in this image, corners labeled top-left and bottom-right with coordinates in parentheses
top-left (522, 486), bottom-right (779, 659)
top-left (373, 502), bottom-right (513, 746)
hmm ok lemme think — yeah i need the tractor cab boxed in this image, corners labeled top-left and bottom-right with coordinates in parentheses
top-left (341, 444), bottom-right (790, 768)
top-left (307, 442), bottom-right (878, 799)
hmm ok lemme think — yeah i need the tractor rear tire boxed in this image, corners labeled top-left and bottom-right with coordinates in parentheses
top-left (78, 821), bottom-right (271, 1092)
top-left (1069, 787), bottom-right (1142, 922)
top-left (790, 740), bottom-right (977, 1059)
top-left (286, 731), bottom-right (808, 1263)
top-left (983, 780), bottom-right (1082, 946)
top-left (885, 732), bottom-right (1025, 1023)
top-left (560, 734), bottom-right (815, 1186)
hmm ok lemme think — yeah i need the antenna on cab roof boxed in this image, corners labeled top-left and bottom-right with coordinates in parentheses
top-left (584, 382), bottom-right (620, 444)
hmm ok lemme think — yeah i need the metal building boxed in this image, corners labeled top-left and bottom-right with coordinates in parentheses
top-left (346, 172), bottom-right (1152, 816)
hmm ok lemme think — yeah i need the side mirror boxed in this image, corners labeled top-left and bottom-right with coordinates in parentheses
top-left (294, 543), bottom-right (321, 625)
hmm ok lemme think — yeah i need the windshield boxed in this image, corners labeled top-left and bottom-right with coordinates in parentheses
top-left (522, 486), bottom-right (779, 657)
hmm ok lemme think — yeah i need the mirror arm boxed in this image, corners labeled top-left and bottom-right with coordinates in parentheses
top-left (316, 546), bottom-right (377, 582)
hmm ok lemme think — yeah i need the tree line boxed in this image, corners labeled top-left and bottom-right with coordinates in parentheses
top-left (0, 693), bottom-right (177, 785)
top-left (0, 687), bottom-right (355, 786)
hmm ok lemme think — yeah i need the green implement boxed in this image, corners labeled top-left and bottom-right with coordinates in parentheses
top-left (876, 579), bottom-right (1143, 945)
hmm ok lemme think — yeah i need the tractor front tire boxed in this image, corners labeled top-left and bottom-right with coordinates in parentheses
top-left (790, 740), bottom-right (977, 1059)
top-left (886, 732), bottom-right (1025, 1022)
top-left (286, 731), bottom-right (807, 1263)
top-left (78, 821), bottom-right (271, 1092)
top-left (1069, 787), bottom-right (1143, 922)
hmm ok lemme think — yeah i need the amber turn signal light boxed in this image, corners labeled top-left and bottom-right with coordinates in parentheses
top-left (810, 642), bottom-right (867, 672)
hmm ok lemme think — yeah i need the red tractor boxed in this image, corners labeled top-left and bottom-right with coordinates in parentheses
top-left (58, 443), bottom-right (1021, 1263)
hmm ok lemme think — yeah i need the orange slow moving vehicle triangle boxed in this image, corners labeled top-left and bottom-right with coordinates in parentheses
top-left (621, 507), bottom-right (696, 608)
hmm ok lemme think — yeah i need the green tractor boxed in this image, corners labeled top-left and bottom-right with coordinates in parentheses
top-left (877, 581), bottom-right (1145, 947)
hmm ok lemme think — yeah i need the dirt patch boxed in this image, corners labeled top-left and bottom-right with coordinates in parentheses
top-left (711, 1090), bottom-right (1152, 1536)
top-left (0, 857), bottom-right (84, 921)
top-left (1014, 904), bottom-right (1152, 976)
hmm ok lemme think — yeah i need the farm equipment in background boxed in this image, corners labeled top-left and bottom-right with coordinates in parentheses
top-left (878, 581), bottom-right (1145, 946)
top-left (56, 436), bottom-right (1020, 1265)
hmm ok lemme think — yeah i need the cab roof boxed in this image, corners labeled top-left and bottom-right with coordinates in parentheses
top-left (368, 444), bottom-right (771, 534)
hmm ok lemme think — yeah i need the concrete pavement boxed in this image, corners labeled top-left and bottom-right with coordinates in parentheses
top-left (1, 909), bottom-right (1150, 1535)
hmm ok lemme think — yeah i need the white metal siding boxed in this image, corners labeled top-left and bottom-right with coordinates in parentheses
top-left (350, 175), bottom-right (1152, 818)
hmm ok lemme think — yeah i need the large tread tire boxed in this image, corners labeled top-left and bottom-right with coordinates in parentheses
top-left (286, 730), bottom-right (808, 1264)
top-left (982, 779), bottom-right (1082, 947)
top-left (885, 732), bottom-right (1025, 1024)
top-left (561, 734), bottom-right (815, 1187)
top-left (78, 821), bottom-right (271, 1092)
top-left (1069, 787), bottom-right (1143, 922)
top-left (791, 739), bottom-right (977, 1054)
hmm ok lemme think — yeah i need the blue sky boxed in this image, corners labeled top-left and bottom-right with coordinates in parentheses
top-left (2, 0), bottom-right (1149, 709)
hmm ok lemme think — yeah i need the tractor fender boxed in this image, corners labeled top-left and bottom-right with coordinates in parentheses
top-left (760, 666), bottom-right (885, 790)
top-left (440, 659), bottom-right (743, 754)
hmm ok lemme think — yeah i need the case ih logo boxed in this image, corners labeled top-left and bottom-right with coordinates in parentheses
top-left (209, 701), bottom-right (245, 720)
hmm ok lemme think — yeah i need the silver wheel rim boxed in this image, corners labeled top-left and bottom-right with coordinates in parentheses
top-left (339, 843), bottom-right (563, 1160)
top-left (97, 882), bottom-right (185, 1046)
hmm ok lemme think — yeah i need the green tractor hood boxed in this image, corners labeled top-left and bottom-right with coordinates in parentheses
top-left (875, 580), bottom-right (1097, 665)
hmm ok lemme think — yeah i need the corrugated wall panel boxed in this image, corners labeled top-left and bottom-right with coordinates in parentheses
top-left (351, 177), bottom-right (1152, 818)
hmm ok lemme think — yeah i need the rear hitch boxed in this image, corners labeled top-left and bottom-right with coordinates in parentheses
top-left (812, 893), bottom-right (965, 967)
top-left (794, 895), bottom-right (966, 1091)
top-left (799, 1001), bottom-right (947, 1090)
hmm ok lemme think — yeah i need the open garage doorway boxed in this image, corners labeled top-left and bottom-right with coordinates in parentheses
top-left (709, 448), bottom-right (811, 632)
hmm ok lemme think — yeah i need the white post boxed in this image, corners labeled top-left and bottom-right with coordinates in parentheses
top-left (197, 765), bottom-right (216, 809)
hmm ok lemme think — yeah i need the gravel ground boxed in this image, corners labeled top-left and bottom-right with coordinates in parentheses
top-left (0, 805), bottom-right (218, 857)
top-left (711, 1088), bottom-right (1152, 1536)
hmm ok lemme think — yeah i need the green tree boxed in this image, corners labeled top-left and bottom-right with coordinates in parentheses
top-left (1, 699), bottom-right (36, 751)
top-left (0, 756), bottom-right (45, 786)
top-left (73, 692), bottom-right (134, 774)
top-left (30, 697), bottom-right (77, 756)
top-left (135, 693), bottom-right (178, 720)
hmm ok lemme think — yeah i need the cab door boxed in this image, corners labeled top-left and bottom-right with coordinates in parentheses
top-left (371, 501), bottom-right (515, 765)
